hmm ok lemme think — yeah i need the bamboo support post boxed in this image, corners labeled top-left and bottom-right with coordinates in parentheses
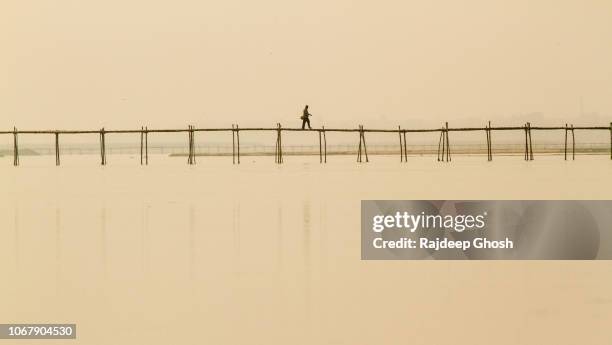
top-left (322, 126), bottom-right (327, 163)
top-left (55, 132), bottom-right (60, 166)
top-left (279, 124), bottom-right (283, 163)
top-left (318, 129), bottom-right (322, 163)
top-left (527, 122), bottom-right (533, 161)
top-left (274, 123), bottom-right (283, 164)
top-left (564, 124), bottom-right (568, 160)
top-left (437, 129), bottom-right (443, 161)
top-left (192, 125), bottom-right (195, 164)
top-left (357, 126), bottom-right (362, 162)
top-left (486, 122), bottom-right (490, 161)
top-left (363, 125), bottom-right (369, 162)
top-left (489, 121), bottom-right (492, 161)
top-left (140, 126), bottom-right (144, 165)
top-left (485, 123), bottom-right (489, 161)
top-left (187, 125), bottom-right (196, 165)
top-left (441, 128), bottom-right (446, 162)
top-left (275, 123), bottom-right (279, 163)
top-left (99, 128), bottom-right (106, 165)
top-left (232, 124), bottom-right (236, 164)
top-left (402, 131), bottom-right (407, 162)
top-left (571, 124), bottom-right (575, 160)
top-left (439, 123), bottom-right (450, 162)
top-left (187, 126), bottom-right (191, 164)
top-left (145, 126), bottom-right (148, 165)
top-left (236, 124), bottom-right (240, 164)
top-left (445, 122), bottom-right (451, 162)
top-left (192, 125), bottom-right (197, 164)
top-left (523, 124), bottom-right (529, 161)
top-left (13, 127), bottom-right (19, 166)
top-left (487, 121), bottom-right (493, 161)
top-left (398, 126), bottom-right (403, 162)
top-left (360, 125), bottom-right (369, 162)
top-left (187, 125), bottom-right (192, 165)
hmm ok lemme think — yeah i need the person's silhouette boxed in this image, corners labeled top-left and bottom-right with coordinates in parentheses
top-left (300, 105), bottom-right (312, 129)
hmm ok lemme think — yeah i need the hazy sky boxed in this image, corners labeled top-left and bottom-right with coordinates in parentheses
top-left (2, 0), bottom-right (611, 130)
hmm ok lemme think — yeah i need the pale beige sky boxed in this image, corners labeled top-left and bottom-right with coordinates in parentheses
top-left (1, 0), bottom-right (611, 130)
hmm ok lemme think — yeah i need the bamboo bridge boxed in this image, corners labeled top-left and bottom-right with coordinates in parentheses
top-left (2, 122), bottom-right (611, 166)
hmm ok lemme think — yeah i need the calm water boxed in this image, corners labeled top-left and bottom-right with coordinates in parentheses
top-left (1, 154), bottom-right (612, 344)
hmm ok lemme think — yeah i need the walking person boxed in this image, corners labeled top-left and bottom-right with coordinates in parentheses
top-left (300, 105), bottom-right (312, 129)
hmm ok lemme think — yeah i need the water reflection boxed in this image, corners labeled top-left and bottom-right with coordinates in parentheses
top-left (14, 206), bottom-right (19, 271)
top-left (189, 204), bottom-right (195, 282)
top-left (277, 201), bottom-right (283, 271)
top-left (232, 202), bottom-right (240, 273)
top-left (4, 154), bottom-right (611, 345)
top-left (141, 204), bottom-right (150, 276)
top-left (55, 208), bottom-right (61, 294)
top-left (303, 200), bottom-right (311, 330)
top-left (101, 207), bottom-right (107, 279)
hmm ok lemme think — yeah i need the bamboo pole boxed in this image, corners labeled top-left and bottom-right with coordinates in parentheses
top-left (140, 126), bottom-right (144, 165)
top-left (103, 129), bottom-right (106, 165)
top-left (187, 126), bottom-right (191, 164)
top-left (445, 122), bottom-right (451, 162)
top-left (275, 123), bottom-right (280, 163)
top-left (13, 127), bottom-right (19, 166)
top-left (357, 126), bottom-right (362, 163)
top-left (278, 123), bottom-right (285, 163)
top-left (100, 128), bottom-right (106, 165)
top-left (2, 125), bottom-right (610, 135)
top-left (528, 122), bottom-right (534, 160)
top-left (488, 121), bottom-right (493, 161)
top-left (55, 132), bottom-right (60, 166)
top-left (487, 123), bottom-right (491, 161)
top-left (442, 128), bottom-right (447, 162)
top-left (236, 124), bottom-right (240, 164)
top-left (319, 130), bottom-right (322, 163)
top-left (145, 126), bottom-right (148, 165)
top-left (442, 127), bottom-right (446, 162)
top-left (192, 125), bottom-right (194, 164)
top-left (402, 131), bottom-right (407, 162)
top-left (362, 125), bottom-right (369, 162)
top-left (564, 124), bottom-right (568, 161)
top-left (276, 123), bottom-right (280, 163)
top-left (187, 125), bottom-right (196, 165)
top-left (571, 124), bottom-right (575, 160)
top-left (280, 125), bottom-right (283, 163)
top-left (192, 125), bottom-right (197, 164)
top-left (398, 126), bottom-right (403, 162)
top-left (437, 129), bottom-right (443, 162)
top-left (485, 123), bottom-right (489, 161)
top-left (322, 125), bottom-right (327, 163)
top-left (524, 124), bottom-right (528, 161)
top-left (232, 124), bottom-right (236, 164)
